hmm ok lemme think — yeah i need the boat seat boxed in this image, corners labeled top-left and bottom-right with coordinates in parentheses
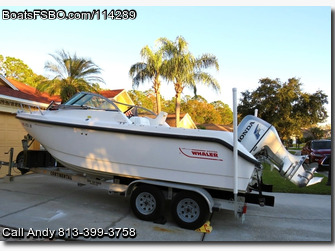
top-left (150, 111), bottom-right (168, 126)
top-left (130, 116), bottom-right (151, 126)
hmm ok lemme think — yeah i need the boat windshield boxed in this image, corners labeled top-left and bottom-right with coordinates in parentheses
top-left (63, 92), bottom-right (157, 117)
top-left (64, 92), bottom-right (119, 111)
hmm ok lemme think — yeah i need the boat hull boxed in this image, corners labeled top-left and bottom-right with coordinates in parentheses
top-left (17, 113), bottom-right (258, 192)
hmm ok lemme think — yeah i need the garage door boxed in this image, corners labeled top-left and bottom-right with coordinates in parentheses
top-left (0, 112), bottom-right (39, 177)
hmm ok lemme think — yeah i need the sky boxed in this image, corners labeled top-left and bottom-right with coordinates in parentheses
top-left (0, 1), bottom-right (333, 251)
top-left (0, 1), bottom-right (332, 125)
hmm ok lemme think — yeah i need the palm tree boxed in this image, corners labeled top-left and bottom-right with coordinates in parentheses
top-left (159, 36), bottom-right (220, 127)
top-left (37, 50), bottom-right (105, 102)
top-left (129, 46), bottom-right (164, 114)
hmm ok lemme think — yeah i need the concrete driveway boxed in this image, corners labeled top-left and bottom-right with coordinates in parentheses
top-left (0, 173), bottom-right (332, 242)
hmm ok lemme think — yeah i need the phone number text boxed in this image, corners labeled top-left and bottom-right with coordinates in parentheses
top-left (58, 227), bottom-right (137, 239)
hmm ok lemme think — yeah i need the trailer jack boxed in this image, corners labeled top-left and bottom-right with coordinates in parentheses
top-left (0, 147), bottom-right (15, 182)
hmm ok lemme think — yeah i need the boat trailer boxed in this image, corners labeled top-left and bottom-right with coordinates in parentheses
top-left (1, 134), bottom-right (274, 230)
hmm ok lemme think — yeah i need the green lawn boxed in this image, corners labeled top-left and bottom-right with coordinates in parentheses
top-left (262, 163), bottom-right (331, 195)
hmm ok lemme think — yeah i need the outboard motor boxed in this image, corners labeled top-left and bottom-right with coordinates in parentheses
top-left (237, 115), bottom-right (322, 187)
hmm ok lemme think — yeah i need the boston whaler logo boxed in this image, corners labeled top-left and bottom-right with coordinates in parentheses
top-left (179, 148), bottom-right (223, 161)
top-left (238, 121), bottom-right (255, 142)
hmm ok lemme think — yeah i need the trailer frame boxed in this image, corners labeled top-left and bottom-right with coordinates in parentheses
top-left (1, 140), bottom-right (274, 230)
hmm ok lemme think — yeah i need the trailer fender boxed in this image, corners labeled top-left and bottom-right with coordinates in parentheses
top-left (126, 179), bottom-right (214, 213)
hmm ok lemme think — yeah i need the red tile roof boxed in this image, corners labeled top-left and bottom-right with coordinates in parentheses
top-left (0, 78), bottom-right (61, 104)
top-left (0, 77), bottom-right (125, 104)
top-left (99, 89), bottom-right (124, 98)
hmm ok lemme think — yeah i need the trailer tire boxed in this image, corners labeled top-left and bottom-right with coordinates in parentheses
top-left (130, 185), bottom-right (165, 222)
top-left (171, 191), bottom-right (210, 230)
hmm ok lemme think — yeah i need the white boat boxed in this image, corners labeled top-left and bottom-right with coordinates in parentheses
top-left (16, 92), bottom-right (320, 193)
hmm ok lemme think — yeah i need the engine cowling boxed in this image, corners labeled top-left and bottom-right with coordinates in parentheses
top-left (237, 115), bottom-right (322, 187)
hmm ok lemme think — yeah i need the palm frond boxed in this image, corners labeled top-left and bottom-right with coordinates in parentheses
top-left (43, 50), bottom-right (104, 102)
top-left (193, 72), bottom-right (221, 93)
top-left (196, 54), bottom-right (219, 71)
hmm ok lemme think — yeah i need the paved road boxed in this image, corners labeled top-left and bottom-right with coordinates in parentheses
top-left (0, 173), bottom-right (332, 242)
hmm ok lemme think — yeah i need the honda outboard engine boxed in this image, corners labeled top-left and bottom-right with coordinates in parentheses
top-left (237, 115), bottom-right (322, 187)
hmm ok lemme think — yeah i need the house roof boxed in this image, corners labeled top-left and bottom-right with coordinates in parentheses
top-left (0, 75), bottom-right (131, 107)
top-left (197, 123), bottom-right (233, 132)
top-left (0, 75), bottom-right (19, 90)
top-left (165, 113), bottom-right (197, 129)
top-left (0, 77), bottom-right (61, 104)
top-left (99, 89), bottom-right (124, 98)
top-left (165, 113), bottom-right (185, 127)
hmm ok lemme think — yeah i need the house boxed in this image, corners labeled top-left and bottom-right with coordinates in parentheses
top-left (0, 75), bottom-right (61, 175)
top-left (0, 75), bottom-right (134, 175)
top-left (165, 113), bottom-right (197, 129)
top-left (99, 89), bottom-right (134, 113)
top-left (301, 127), bottom-right (332, 140)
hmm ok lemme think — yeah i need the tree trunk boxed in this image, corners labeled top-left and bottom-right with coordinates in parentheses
top-left (153, 79), bottom-right (161, 114)
top-left (174, 82), bottom-right (183, 127)
top-left (156, 90), bottom-right (161, 114)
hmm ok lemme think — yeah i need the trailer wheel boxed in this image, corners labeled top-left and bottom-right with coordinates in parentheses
top-left (130, 185), bottom-right (165, 221)
top-left (171, 191), bottom-right (210, 230)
